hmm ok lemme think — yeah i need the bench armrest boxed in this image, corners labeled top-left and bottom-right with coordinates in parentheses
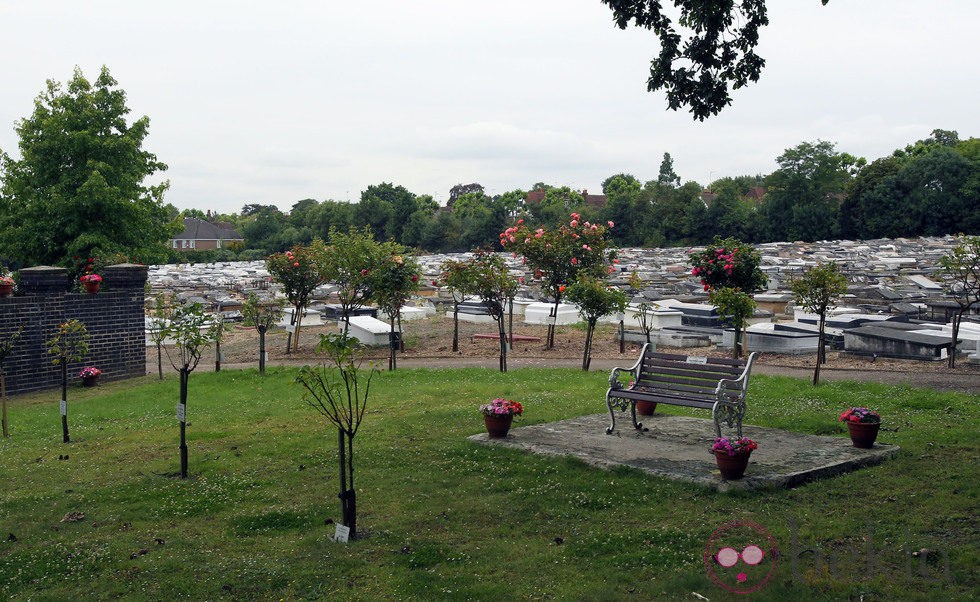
top-left (713, 352), bottom-right (758, 398)
top-left (608, 342), bottom-right (651, 389)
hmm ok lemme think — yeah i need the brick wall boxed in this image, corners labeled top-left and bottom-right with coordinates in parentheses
top-left (0, 264), bottom-right (147, 395)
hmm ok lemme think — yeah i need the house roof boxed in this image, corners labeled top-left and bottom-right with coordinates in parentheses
top-left (173, 218), bottom-right (243, 241)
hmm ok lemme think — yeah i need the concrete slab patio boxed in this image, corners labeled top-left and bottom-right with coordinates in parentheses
top-left (468, 413), bottom-right (899, 492)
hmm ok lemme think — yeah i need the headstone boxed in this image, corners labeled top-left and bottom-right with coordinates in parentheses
top-left (843, 325), bottom-right (952, 361)
top-left (345, 315), bottom-right (394, 347)
top-left (523, 303), bottom-right (579, 326)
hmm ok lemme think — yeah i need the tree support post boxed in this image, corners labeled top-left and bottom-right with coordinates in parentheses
top-left (258, 327), bottom-right (267, 375)
top-left (179, 369), bottom-right (188, 478)
top-left (61, 361), bottom-right (69, 443)
top-left (1, 372), bottom-right (7, 438)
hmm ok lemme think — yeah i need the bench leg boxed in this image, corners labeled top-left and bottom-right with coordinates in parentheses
top-left (605, 395), bottom-right (617, 434)
top-left (630, 401), bottom-right (643, 431)
top-left (712, 400), bottom-right (746, 439)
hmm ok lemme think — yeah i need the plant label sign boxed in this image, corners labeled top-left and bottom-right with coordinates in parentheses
top-left (262, 352), bottom-right (268, 363)
top-left (176, 403), bottom-right (186, 423)
top-left (546, 315), bottom-right (557, 326)
top-left (60, 399), bottom-right (67, 416)
top-left (333, 523), bottom-right (350, 543)
top-left (687, 356), bottom-right (708, 365)
top-left (285, 323), bottom-right (296, 334)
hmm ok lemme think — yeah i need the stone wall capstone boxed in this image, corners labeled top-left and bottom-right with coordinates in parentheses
top-left (0, 264), bottom-right (147, 395)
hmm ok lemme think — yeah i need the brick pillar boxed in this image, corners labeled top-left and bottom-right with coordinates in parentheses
top-left (18, 266), bottom-right (69, 294)
top-left (103, 263), bottom-right (149, 290)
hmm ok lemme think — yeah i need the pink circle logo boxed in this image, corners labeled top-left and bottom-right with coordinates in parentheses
top-left (703, 520), bottom-right (779, 594)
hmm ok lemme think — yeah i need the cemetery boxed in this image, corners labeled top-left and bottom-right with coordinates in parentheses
top-left (1, 234), bottom-right (977, 599)
top-left (135, 235), bottom-right (980, 368)
top-left (0, 8), bottom-right (976, 595)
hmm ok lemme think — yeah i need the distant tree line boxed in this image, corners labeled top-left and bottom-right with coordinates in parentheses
top-left (178, 130), bottom-right (976, 261)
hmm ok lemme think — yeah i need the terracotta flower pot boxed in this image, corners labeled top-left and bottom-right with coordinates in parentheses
top-left (635, 400), bottom-right (657, 416)
top-left (484, 414), bottom-right (514, 438)
top-left (83, 281), bottom-right (100, 294)
top-left (846, 421), bottom-right (880, 448)
top-left (0, 283), bottom-right (12, 298)
top-left (714, 450), bottom-right (751, 480)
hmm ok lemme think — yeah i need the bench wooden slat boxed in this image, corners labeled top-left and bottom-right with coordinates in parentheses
top-left (647, 351), bottom-right (747, 368)
top-left (607, 389), bottom-right (716, 409)
top-left (639, 376), bottom-right (741, 394)
top-left (639, 365), bottom-right (742, 383)
top-left (642, 359), bottom-right (744, 378)
top-left (638, 373), bottom-right (743, 390)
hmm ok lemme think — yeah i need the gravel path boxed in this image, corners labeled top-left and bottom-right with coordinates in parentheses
top-left (148, 318), bottom-right (980, 395)
top-left (170, 354), bottom-right (980, 395)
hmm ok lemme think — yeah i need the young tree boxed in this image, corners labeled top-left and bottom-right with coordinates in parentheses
top-left (241, 292), bottom-right (286, 375)
top-left (565, 277), bottom-right (628, 370)
top-left (321, 227), bottom-right (384, 335)
top-left (45, 319), bottom-right (89, 443)
top-left (501, 214), bottom-right (618, 349)
top-left (267, 242), bottom-right (326, 352)
top-left (0, 326), bottom-right (23, 437)
top-left (937, 235), bottom-right (980, 369)
top-left (790, 262), bottom-right (848, 385)
top-left (147, 293), bottom-right (174, 380)
top-left (633, 301), bottom-right (655, 345)
top-left (688, 237), bottom-right (767, 293)
top-left (370, 244), bottom-right (421, 370)
top-left (708, 287), bottom-right (756, 359)
top-left (0, 67), bottom-right (174, 268)
top-left (161, 303), bottom-right (217, 479)
top-left (297, 333), bottom-right (378, 539)
top-left (462, 250), bottom-right (519, 373)
top-left (437, 258), bottom-right (473, 353)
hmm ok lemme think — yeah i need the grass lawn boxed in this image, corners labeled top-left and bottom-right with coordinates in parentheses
top-left (0, 366), bottom-right (977, 600)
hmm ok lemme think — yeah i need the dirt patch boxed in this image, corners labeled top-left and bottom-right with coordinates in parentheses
top-left (148, 313), bottom-right (980, 393)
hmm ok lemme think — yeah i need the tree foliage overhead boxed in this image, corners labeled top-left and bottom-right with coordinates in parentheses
top-left (601, 0), bottom-right (829, 120)
top-left (0, 67), bottom-right (174, 268)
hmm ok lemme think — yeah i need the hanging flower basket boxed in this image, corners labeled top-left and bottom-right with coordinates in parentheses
top-left (80, 274), bottom-right (102, 294)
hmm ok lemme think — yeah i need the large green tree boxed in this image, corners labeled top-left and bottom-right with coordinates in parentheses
top-left (840, 131), bottom-right (979, 239)
top-left (0, 67), bottom-right (173, 268)
top-left (761, 140), bottom-right (864, 242)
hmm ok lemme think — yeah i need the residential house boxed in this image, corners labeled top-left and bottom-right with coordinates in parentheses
top-left (170, 217), bottom-right (244, 251)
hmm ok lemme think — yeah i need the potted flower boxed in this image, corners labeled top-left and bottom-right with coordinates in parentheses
top-left (711, 436), bottom-right (758, 480)
top-left (80, 273), bottom-right (102, 294)
top-left (78, 366), bottom-right (102, 387)
top-left (480, 398), bottom-right (523, 438)
top-left (626, 380), bottom-right (656, 416)
top-left (0, 275), bottom-right (13, 298)
top-left (839, 407), bottom-right (881, 448)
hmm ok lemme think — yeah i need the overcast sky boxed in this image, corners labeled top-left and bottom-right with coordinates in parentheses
top-left (1, 1), bottom-right (977, 214)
